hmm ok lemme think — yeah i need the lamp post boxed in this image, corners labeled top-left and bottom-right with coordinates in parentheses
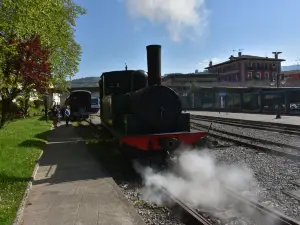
top-left (271, 52), bottom-right (284, 119)
top-left (43, 92), bottom-right (49, 121)
top-left (296, 58), bottom-right (300, 71)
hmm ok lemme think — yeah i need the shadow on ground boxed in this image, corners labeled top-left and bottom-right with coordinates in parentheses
top-left (34, 130), bottom-right (51, 141)
top-left (18, 139), bottom-right (46, 148)
top-left (73, 123), bottom-right (140, 183)
top-left (0, 173), bottom-right (30, 183)
top-left (31, 124), bottom-right (110, 186)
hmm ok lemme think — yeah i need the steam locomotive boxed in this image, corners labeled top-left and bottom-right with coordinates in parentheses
top-left (99, 45), bottom-right (206, 159)
top-left (65, 90), bottom-right (91, 121)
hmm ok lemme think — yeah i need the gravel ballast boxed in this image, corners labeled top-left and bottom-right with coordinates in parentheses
top-left (209, 145), bottom-right (300, 218)
top-left (119, 181), bottom-right (185, 225)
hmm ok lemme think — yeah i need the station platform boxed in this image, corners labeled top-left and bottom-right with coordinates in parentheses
top-left (188, 110), bottom-right (300, 126)
top-left (21, 123), bottom-right (145, 225)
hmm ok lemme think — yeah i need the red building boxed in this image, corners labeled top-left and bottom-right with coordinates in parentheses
top-left (205, 52), bottom-right (285, 82)
top-left (282, 70), bottom-right (300, 80)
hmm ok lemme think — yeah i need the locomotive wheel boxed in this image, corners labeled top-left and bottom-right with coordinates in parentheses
top-left (194, 137), bottom-right (215, 149)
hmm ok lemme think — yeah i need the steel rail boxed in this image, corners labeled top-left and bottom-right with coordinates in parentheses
top-left (190, 120), bottom-right (300, 151)
top-left (191, 122), bottom-right (300, 161)
top-left (190, 115), bottom-right (300, 136)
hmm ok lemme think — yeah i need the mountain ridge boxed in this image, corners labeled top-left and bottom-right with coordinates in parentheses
top-left (71, 65), bottom-right (299, 88)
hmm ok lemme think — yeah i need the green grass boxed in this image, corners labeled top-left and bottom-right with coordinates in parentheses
top-left (0, 117), bottom-right (51, 225)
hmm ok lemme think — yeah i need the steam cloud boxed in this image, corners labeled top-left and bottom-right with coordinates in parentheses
top-left (133, 148), bottom-right (282, 223)
top-left (136, 149), bottom-right (257, 209)
top-left (123, 0), bottom-right (209, 41)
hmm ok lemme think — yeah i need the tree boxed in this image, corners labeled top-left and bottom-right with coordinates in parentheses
top-left (0, 0), bottom-right (86, 126)
top-left (0, 36), bottom-right (51, 120)
top-left (17, 36), bottom-right (52, 92)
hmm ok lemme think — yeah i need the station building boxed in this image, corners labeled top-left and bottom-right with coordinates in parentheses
top-left (205, 51), bottom-right (285, 82)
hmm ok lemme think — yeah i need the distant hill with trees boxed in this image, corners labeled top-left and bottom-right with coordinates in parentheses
top-left (71, 64), bottom-right (300, 88)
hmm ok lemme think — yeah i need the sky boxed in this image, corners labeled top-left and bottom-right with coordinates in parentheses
top-left (73, 0), bottom-right (300, 79)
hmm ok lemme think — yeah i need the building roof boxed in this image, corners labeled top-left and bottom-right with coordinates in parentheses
top-left (205, 55), bottom-right (286, 69)
top-left (162, 72), bottom-right (218, 81)
top-left (282, 70), bottom-right (300, 75)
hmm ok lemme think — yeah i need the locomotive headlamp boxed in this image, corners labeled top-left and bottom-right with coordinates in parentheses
top-left (159, 138), bottom-right (180, 151)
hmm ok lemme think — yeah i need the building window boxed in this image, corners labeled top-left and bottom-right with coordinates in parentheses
top-left (247, 72), bottom-right (252, 79)
top-left (264, 71), bottom-right (269, 80)
top-left (272, 63), bottom-right (276, 68)
top-left (265, 63), bottom-right (268, 69)
top-left (255, 71), bottom-right (261, 79)
top-left (235, 74), bottom-right (239, 81)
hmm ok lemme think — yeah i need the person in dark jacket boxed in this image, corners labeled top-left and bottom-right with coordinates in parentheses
top-left (51, 106), bottom-right (59, 128)
top-left (65, 106), bottom-right (71, 126)
top-left (60, 107), bottom-right (66, 121)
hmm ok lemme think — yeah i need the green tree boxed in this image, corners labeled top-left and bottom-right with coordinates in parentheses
top-left (0, 0), bottom-right (86, 127)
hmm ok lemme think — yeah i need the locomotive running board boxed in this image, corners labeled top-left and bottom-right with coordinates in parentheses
top-left (120, 131), bottom-right (206, 151)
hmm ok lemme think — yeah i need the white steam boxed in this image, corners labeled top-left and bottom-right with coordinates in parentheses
top-left (133, 148), bottom-right (283, 223)
top-left (123, 0), bottom-right (209, 41)
top-left (136, 149), bottom-right (257, 209)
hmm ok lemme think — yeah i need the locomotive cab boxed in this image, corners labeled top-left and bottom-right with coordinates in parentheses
top-left (99, 70), bottom-right (148, 126)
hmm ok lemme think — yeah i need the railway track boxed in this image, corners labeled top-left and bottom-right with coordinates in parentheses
top-left (80, 119), bottom-right (300, 225)
top-left (224, 189), bottom-right (300, 225)
top-left (190, 121), bottom-right (300, 161)
top-left (190, 115), bottom-right (300, 136)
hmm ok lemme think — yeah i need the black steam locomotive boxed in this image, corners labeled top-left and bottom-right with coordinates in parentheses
top-left (99, 45), bottom-right (205, 158)
top-left (65, 90), bottom-right (91, 121)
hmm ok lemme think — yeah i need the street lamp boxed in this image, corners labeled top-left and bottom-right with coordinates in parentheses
top-left (43, 92), bottom-right (49, 121)
top-left (296, 58), bottom-right (300, 71)
top-left (270, 52), bottom-right (284, 119)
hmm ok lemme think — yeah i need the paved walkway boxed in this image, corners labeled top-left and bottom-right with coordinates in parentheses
top-left (188, 111), bottom-right (300, 126)
top-left (21, 123), bottom-right (145, 225)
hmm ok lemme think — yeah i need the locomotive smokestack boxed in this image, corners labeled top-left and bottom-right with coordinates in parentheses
top-left (146, 45), bottom-right (162, 86)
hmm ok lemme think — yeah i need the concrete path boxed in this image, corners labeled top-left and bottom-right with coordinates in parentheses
top-left (21, 123), bottom-right (145, 225)
top-left (188, 110), bottom-right (300, 126)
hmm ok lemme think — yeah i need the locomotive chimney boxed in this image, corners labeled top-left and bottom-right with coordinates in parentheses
top-left (146, 45), bottom-right (162, 86)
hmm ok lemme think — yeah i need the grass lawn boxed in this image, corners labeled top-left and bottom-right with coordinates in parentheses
top-left (0, 117), bottom-right (51, 225)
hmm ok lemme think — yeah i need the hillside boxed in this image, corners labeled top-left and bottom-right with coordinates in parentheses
top-left (282, 65), bottom-right (299, 71)
top-left (71, 65), bottom-right (299, 88)
top-left (71, 76), bottom-right (99, 88)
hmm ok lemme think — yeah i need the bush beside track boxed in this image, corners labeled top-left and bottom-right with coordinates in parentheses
top-left (0, 117), bottom-right (51, 225)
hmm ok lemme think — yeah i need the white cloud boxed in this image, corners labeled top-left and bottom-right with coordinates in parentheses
top-left (123, 0), bottom-right (209, 42)
top-left (281, 58), bottom-right (299, 66)
top-left (198, 57), bottom-right (224, 70)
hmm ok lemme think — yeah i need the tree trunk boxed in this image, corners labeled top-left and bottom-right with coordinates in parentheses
top-left (0, 98), bottom-right (10, 128)
top-left (24, 94), bottom-right (30, 116)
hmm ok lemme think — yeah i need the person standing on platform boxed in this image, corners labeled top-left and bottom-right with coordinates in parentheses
top-left (52, 106), bottom-right (59, 128)
top-left (65, 106), bottom-right (71, 126)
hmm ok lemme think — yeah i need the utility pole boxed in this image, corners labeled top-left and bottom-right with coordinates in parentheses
top-left (272, 52), bottom-right (282, 119)
top-left (296, 58), bottom-right (300, 71)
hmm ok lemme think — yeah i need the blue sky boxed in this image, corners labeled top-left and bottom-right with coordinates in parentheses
top-left (73, 0), bottom-right (300, 79)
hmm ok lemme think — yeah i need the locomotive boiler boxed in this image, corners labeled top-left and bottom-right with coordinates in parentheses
top-left (99, 45), bottom-right (206, 158)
